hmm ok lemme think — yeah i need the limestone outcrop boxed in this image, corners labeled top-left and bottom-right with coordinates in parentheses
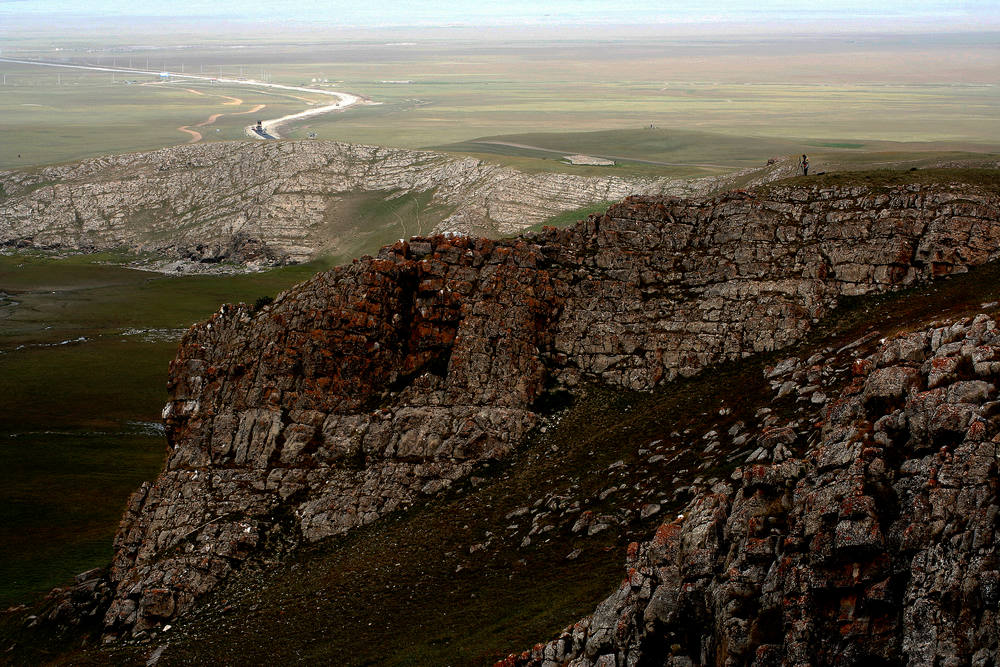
top-left (99, 178), bottom-right (1000, 638)
top-left (506, 312), bottom-right (1000, 666)
top-left (0, 141), bottom-right (791, 269)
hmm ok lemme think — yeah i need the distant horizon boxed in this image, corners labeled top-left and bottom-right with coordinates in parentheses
top-left (2, 0), bottom-right (999, 34)
top-left (3, 20), bottom-right (1000, 49)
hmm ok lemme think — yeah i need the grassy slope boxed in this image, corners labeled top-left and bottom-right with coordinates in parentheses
top-left (766, 166), bottom-right (1000, 193)
top-left (428, 144), bottom-right (720, 179)
top-left (436, 129), bottom-right (1000, 180)
top-left (319, 189), bottom-right (454, 264)
top-left (437, 127), bottom-right (806, 168)
top-left (526, 201), bottom-right (619, 233)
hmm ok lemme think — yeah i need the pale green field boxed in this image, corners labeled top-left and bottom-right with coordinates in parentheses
top-left (2, 34), bottom-right (998, 171)
top-left (0, 63), bottom-right (329, 169)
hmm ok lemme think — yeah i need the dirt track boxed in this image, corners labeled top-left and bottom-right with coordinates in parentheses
top-left (176, 106), bottom-right (267, 143)
top-left (174, 86), bottom-right (269, 143)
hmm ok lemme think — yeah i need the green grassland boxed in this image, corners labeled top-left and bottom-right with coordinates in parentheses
top-left (262, 36), bottom-right (1000, 150)
top-left (439, 127), bottom-right (1000, 170)
top-left (0, 63), bottom-right (330, 169)
top-left (523, 200), bottom-right (618, 233)
top-left (0, 254), bottom-right (337, 606)
top-left (441, 127), bottom-right (812, 173)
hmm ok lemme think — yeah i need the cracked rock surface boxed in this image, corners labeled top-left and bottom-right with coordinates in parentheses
top-left (0, 140), bottom-right (792, 269)
top-left (506, 313), bottom-right (1000, 667)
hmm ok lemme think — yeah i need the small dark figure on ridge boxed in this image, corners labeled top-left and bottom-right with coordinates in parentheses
top-left (800, 154), bottom-right (809, 176)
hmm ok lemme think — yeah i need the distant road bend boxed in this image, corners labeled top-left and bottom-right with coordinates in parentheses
top-left (0, 57), bottom-right (366, 140)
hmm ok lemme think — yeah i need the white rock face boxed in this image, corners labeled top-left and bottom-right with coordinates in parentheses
top-left (0, 140), bottom-right (793, 269)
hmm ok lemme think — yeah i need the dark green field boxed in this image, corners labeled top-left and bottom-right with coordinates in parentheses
top-left (0, 254), bottom-right (335, 607)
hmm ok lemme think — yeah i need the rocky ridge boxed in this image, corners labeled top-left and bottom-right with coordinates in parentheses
top-left (506, 310), bottom-right (1000, 667)
top-left (0, 141), bottom-right (791, 269)
top-left (81, 177), bottom-right (1000, 640)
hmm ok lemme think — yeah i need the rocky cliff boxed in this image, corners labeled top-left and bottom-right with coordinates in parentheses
top-left (86, 175), bottom-right (1000, 641)
top-left (505, 311), bottom-right (1000, 667)
top-left (0, 141), bottom-right (789, 269)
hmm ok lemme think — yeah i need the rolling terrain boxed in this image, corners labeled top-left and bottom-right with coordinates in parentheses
top-left (0, 139), bottom-right (803, 269)
top-left (3, 168), bottom-right (1000, 665)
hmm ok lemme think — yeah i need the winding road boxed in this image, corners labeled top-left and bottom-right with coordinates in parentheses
top-left (0, 57), bottom-right (366, 140)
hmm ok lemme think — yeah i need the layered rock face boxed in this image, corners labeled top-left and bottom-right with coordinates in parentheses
top-left (0, 140), bottom-right (787, 267)
top-left (103, 181), bottom-right (1000, 637)
top-left (508, 313), bottom-right (1000, 667)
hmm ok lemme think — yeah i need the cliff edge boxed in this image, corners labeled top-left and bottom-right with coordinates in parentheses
top-left (0, 141), bottom-right (791, 269)
top-left (93, 173), bottom-right (1000, 640)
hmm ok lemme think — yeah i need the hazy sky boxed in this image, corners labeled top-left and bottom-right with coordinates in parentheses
top-left (2, 0), bottom-right (998, 29)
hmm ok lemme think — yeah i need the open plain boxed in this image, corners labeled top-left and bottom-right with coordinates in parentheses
top-left (1, 32), bottom-right (998, 172)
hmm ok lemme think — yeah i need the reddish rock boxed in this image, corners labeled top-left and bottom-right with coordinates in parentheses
top-left (509, 315), bottom-right (1000, 667)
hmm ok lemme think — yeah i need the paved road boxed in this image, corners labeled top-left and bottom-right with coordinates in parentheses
top-left (473, 140), bottom-right (735, 169)
top-left (0, 57), bottom-right (366, 140)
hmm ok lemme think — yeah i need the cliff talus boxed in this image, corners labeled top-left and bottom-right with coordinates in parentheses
top-left (97, 178), bottom-right (1000, 638)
